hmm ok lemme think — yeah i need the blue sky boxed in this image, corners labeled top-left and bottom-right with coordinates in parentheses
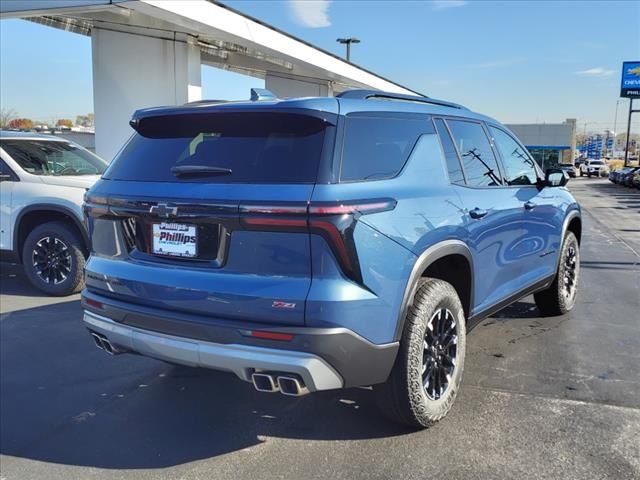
top-left (1, 0), bottom-right (639, 132)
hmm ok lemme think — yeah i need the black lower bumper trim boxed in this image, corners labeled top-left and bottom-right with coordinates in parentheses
top-left (81, 289), bottom-right (399, 388)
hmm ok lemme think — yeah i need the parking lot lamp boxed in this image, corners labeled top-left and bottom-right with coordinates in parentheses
top-left (336, 38), bottom-right (360, 62)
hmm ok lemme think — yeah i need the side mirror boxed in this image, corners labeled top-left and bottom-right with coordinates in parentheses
top-left (545, 168), bottom-right (569, 187)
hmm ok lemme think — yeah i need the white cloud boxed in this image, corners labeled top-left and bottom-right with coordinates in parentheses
top-left (288, 0), bottom-right (331, 28)
top-left (575, 67), bottom-right (615, 77)
top-left (431, 0), bottom-right (468, 10)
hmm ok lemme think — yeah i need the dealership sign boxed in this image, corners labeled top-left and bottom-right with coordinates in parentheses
top-left (621, 61), bottom-right (640, 98)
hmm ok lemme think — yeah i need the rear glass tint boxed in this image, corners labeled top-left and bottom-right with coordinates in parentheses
top-left (340, 114), bottom-right (434, 182)
top-left (103, 112), bottom-right (327, 183)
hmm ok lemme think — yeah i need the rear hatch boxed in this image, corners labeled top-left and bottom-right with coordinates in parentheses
top-left (85, 109), bottom-right (336, 326)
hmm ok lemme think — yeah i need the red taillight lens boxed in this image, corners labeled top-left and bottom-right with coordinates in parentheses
top-left (239, 199), bottom-right (396, 284)
top-left (308, 200), bottom-right (396, 215)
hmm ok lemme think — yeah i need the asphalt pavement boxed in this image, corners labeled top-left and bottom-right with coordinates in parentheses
top-left (1, 176), bottom-right (638, 480)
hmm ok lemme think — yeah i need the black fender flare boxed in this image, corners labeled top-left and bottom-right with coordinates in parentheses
top-left (393, 239), bottom-right (474, 341)
top-left (555, 209), bottom-right (581, 271)
top-left (13, 204), bottom-right (89, 261)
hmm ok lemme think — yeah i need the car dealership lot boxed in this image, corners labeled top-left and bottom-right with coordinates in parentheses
top-left (1, 177), bottom-right (638, 480)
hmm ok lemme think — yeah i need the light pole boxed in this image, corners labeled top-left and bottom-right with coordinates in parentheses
top-left (613, 99), bottom-right (625, 155)
top-left (336, 37), bottom-right (360, 62)
top-left (613, 99), bottom-right (624, 136)
top-left (581, 122), bottom-right (591, 156)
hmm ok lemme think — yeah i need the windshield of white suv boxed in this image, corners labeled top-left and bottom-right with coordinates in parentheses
top-left (0, 139), bottom-right (107, 176)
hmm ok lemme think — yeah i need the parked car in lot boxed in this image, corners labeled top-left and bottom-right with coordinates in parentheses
top-left (611, 166), bottom-right (638, 185)
top-left (622, 167), bottom-right (640, 187)
top-left (580, 159), bottom-right (606, 177)
top-left (82, 89), bottom-right (581, 428)
top-left (559, 163), bottom-right (576, 178)
top-left (0, 131), bottom-right (107, 295)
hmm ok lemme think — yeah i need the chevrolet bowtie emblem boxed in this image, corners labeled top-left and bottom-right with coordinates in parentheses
top-left (149, 203), bottom-right (178, 218)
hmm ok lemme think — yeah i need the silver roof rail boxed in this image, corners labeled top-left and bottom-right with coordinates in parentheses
top-left (337, 89), bottom-right (466, 110)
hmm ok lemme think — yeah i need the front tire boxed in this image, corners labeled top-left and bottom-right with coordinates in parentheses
top-left (534, 231), bottom-right (579, 316)
top-left (376, 278), bottom-right (466, 428)
top-left (22, 221), bottom-right (86, 296)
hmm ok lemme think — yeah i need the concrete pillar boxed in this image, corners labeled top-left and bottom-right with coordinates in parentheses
top-left (91, 29), bottom-right (201, 161)
top-left (265, 72), bottom-right (332, 99)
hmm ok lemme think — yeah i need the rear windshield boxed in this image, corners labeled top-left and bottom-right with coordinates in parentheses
top-left (103, 112), bottom-right (327, 183)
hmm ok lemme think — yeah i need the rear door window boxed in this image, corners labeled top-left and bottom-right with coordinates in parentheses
top-left (104, 112), bottom-right (328, 184)
top-left (340, 114), bottom-right (434, 182)
top-left (446, 119), bottom-right (503, 187)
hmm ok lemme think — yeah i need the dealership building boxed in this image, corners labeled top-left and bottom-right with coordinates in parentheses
top-left (506, 119), bottom-right (577, 169)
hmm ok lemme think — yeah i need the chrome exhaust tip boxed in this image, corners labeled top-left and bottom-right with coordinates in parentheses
top-left (277, 375), bottom-right (309, 397)
top-left (101, 338), bottom-right (115, 355)
top-left (90, 332), bottom-right (104, 350)
top-left (88, 330), bottom-right (125, 355)
top-left (251, 373), bottom-right (279, 393)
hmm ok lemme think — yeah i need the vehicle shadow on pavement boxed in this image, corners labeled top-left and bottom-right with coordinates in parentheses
top-left (2, 289), bottom-right (595, 470)
top-left (0, 299), bottom-right (414, 470)
top-left (0, 264), bottom-right (45, 298)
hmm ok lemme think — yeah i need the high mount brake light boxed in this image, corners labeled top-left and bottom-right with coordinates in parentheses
top-left (239, 199), bottom-right (396, 284)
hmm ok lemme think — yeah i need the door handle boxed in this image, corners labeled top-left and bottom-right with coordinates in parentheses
top-left (524, 201), bottom-right (536, 210)
top-left (469, 207), bottom-right (488, 219)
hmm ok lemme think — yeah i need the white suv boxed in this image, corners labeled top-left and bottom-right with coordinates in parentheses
top-left (579, 159), bottom-right (607, 177)
top-left (0, 131), bottom-right (107, 295)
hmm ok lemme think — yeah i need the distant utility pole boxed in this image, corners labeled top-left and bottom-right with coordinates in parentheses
top-left (336, 37), bottom-right (360, 62)
top-left (613, 99), bottom-right (624, 137)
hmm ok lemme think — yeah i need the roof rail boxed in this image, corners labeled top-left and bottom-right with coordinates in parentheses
top-left (185, 99), bottom-right (229, 105)
top-left (336, 89), bottom-right (466, 110)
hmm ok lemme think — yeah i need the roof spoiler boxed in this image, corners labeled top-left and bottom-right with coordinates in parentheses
top-left (337, 89), bottom-right (466, 110)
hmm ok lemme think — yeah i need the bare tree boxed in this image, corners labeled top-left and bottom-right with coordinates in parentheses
top-left (0, 108), bottom-right (17, 128)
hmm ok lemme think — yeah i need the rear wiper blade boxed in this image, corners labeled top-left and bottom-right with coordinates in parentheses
top-left (171, 165), bottom-right (232, 178)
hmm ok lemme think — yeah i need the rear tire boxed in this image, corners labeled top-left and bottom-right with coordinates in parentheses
top-left (22, 221), bottom-right (86, 296)
top-left (375, 278), bottom-right (466, 428)
top-left (534, 231), bottom-right (579, 316)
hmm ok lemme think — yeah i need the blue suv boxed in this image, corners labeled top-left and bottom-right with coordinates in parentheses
top-left (82, 89), bottom-right (581, 427)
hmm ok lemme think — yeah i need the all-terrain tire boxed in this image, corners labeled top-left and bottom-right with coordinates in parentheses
top-left (22, 221), bottom-right (86, 296)
top-left (375, 278), bottom-right (466, 428)
top-left (534, 231), bottom-right (580, 316)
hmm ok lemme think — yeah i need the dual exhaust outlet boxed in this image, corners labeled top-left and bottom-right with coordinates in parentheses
top-left (89, 331), bottom-right (125, 355)
top-left (251, 372), bottom-right (309, 397)
top-left (89, 329), bottom-right (307, 396)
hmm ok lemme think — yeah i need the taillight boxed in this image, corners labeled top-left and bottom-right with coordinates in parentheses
top-left (239, 199), bottom-right (396, 284)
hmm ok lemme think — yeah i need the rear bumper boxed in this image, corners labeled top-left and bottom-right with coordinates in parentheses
top-left (81, 290), bottom-right (399, 391)
top-left (84, 310), bottom-right (343, 391)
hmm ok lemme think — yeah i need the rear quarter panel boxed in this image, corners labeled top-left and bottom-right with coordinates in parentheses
top-left (309, 133), bottom-right (468, 344)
